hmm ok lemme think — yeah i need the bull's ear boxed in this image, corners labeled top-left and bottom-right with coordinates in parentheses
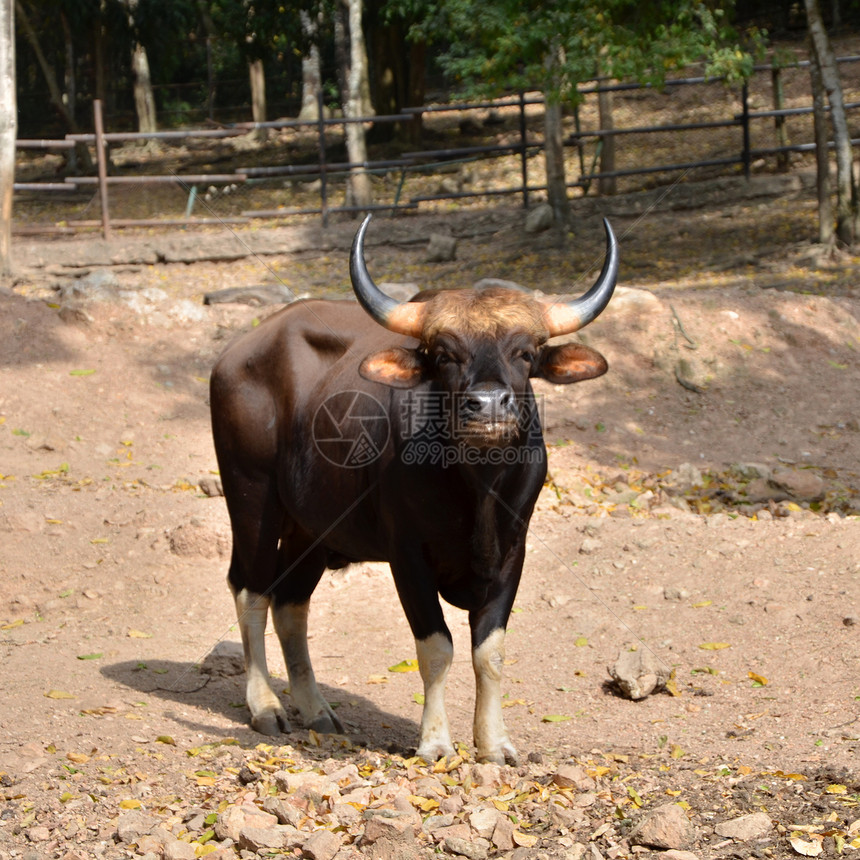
top-left (359, 347), bottom-right (426, 388)
top-left (537, 343), bottom-right (608, 384)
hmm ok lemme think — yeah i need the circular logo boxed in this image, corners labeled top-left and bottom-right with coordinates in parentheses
top-left (312, 390), bottom-right (390, 469)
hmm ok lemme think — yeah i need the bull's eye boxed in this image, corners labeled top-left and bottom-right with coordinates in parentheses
top-left (515, 349), bottom-right (535, 365)
top-left (435, 351), bottom-right (457, 368)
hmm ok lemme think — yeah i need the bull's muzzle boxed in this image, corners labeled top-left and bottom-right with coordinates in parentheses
top-left (457, 384), bottom-right (521, 445)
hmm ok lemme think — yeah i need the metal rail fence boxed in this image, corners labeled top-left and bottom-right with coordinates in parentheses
top-left (12, 55), bottom-right (860, 239)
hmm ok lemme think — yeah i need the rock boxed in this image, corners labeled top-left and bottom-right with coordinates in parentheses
top-left (203, 284), bottom-right (294, 305)
top-left (671, 463), bottom-right (704, 491)
top-left (674, 357), bottom-right (708, 392)
top-left (525, 203), bottom-right (554, 233)
top-left (663, 586), bottom-right (690, 601)
top-left (26, 825), bottom-right (51, 842)
top-left (200, 640), bottom-right (245, 676)
top-left (473, 277), bottom-right (528, 292)
top-left (379, 282), bottom-right (420, 302)
top-left (115, 810), bottom-right (161, 844)
top-left (362, 812), bottom-right (418, 845)
top-left (215, 804), bottom-right (278, 842)
top-left (662, 852), bottom-right (700, 860)
top-left (469, 806), bottom-right (500, 839)
top-left (714, 812), bottom-right (772, 841)
top-left (629, 803), bottom-right (695, 850)
top-left (492, 817), bottom-right (515, 851)
top-left (470, 762), bottom-right (504, 787)
top-left (609, 647), bottom-right (672, 700)
top-left (274, 769), bottom-right (340, 802)
top-left (426, 233), bottom-right (457, 263)
top-left (444, 835), bottom-right (488, 859)
top-left (263, 796), bottom-right (304, 828)
top-left (198, 475), bottom-right (224, 497)
top-left (579, 537), bottom-right (603, 555)
top-left (167, 519), bottom-right (229, 558)
top-left (302, 829), bottom-right (342, 860)
top-left (769, 467), bottom-right (824, 502)
top-left (163, 840), bottom-right (197, 860)
top-left (551, 764), bottom-right (594, 791)
top-left (844, 615), bottom-right (858, 627)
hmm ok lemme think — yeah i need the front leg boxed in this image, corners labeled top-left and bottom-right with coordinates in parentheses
top-left (415, 632), bottom-right (455, 760)
top-left (472, 627), bottom-right (518, 764)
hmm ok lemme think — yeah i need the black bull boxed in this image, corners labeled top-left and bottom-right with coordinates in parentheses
top-left (210, 216), bottom-right (619, 764)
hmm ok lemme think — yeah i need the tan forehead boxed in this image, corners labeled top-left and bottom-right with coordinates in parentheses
top-left (421, 289), bottom-right (548, 341)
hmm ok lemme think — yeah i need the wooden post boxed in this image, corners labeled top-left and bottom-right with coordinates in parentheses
top-left (93, 99), bottom-right (111, 240)
top-left (771, 64), bottom-right (789, 172)
top-left (518, 90), bottom-right (528, 209)
top-left (0, 0), bottom-right (16, 277)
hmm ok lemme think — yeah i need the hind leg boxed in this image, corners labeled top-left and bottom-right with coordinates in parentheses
top-left (233, 585), bottom-right (291, 735)
top-left (271, 535), bottom-right (344, 734)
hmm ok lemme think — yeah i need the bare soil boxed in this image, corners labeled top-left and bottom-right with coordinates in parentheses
top-left (0, 178), bottom-right (859, 860)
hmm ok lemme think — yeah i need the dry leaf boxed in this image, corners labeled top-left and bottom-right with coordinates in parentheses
top-left (45, 690), bottom-right (75, 699)
top-left (513, 831), bottom-right (538, 848)
top-left (699, 642), bottom-right (731, 650)
top-left (128, 629), bottom-right (152, 639)
top-left (388, 659), bottom-right (419, 673)
top-left (789, 837), bottom-right (823, 856)
top-left (748, 671), bottom-right (768, 686)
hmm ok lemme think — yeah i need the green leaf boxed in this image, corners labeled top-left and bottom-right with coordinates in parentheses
top-left (541, 714), bottom-right (571, 723)
top-left (413, 692), bottom-right (425, 705)
top-left (76, 653), bottom-right (103, 661)
top-left (69, 369), bottom-right (96, 377)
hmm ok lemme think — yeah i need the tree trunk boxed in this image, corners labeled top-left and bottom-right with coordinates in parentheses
top-left (544, 98), bottom-right (569, 226)
top-left (15, 0), bottom-right (92, 171)
top-left (805, 0), bottom-right (855, 243)
top-left (0, 0), bottom-right (16, 278)
top-left (344, 0), bottom-right (372, 208)
top-left (131, 41), bottom-right (157, 133)
top-left (808, 38), bottom-right (834, 246)
top-left (597, 79), bottom-right (616, 196)
top-left (298, 10), bottom-right (323, 121)
top-left (248, 57), bottom-right (267, 140)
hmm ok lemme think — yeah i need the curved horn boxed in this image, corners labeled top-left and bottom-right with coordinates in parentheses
top-left (542, 218), bottom-right (619, 337)
top-left (350, 214), bottom-right (426, 338)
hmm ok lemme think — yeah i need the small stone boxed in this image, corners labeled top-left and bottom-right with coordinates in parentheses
top-left (215, 804), bottom-right (278, 842)
top-left (630, 803), bottom-right (695, 850)
top-left (470, 762), bottom-right (503, 787)
top-left (426, 233), bottom-right (457, 263)
top-left (26, 825), bottom-right (51, 842)
top-left (714, 812), bottom-right (772, 841)
top-left (239, 825), bottom-right (301, 852)
top-left (163, 840), bottom-right (197, 860)
top-left (525, 203), bottom-right (554, 233)
top-left (302, 829), bottom-right (342, 860)
top-left (844, 615), bottom-right (858, 627)
top-left (662, 852), bottom-right (700, 860)
top-left (116, 810), bottom-right (161, 844)
top-left (444, 835), bottom-right (488, 860)
top-left (198, 475), bottom-right (224, 497)
top-left (769, 467), bottom-right (824, 502)
top-left (609, 647), bottom-right (672, 700)
top-left (552, 764), bottom-right (595, 791)
top-left (363, 812), bottom-right (417, 845)
top-left (579, 537), bottom-right (603, 555)
top-left (492, 816), bottom-right (515, 851)
top-left (469, 806), bottom-right (500, 839)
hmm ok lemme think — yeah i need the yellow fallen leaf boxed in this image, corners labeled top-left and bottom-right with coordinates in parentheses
top-left (502, 698), bottom-right (526, 708)
top-left (119, 799), bottom-right (142, 810)
top-left (366, 675), bottom-right (388, 685)
top-left (692, 600), bottom-right (712, 608)
top-left (128, 629), bottom-right (152, 639)
top-left (826, 784), bottom-right (848, 795)
top-left (699, 642), bottom-right (731, 650)
top-left (749, 671), bottom-right (768, 686)
top-left (66, 752), bottom-right (89, 764)
top-left (388, 659), bottom-right (419, 673)
top-left (408, 795), bottom-right (439, 812)
top-left (45, 690), bottom-right (75, 699)
top-left (513, 831), bottom-right (538, 848)
top-left (1, 619), bottom-right (24, 630)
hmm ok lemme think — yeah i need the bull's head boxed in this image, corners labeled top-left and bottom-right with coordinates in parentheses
top-left (351, 215), bottom-right (618, 446)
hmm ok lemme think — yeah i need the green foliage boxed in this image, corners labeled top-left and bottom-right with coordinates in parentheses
top-left (411, 0), bottom-right (764, 101)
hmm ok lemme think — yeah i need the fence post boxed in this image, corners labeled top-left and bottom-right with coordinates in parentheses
top-left (93, 99), bottom-right (111, 240)
top-left (518, 90), bottom-right (529, 209)
top-left (317, 88), bottom-right (328, 227)
top-left (741, 83), bottom-right (751, 180)
top-left (771, 63), bottom-right (789, 172)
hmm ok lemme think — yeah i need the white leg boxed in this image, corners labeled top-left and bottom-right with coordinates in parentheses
top-left (233, 587), bottom-right (291, 735)
top-left (415, 632), bottom-right (455, 760)
top-left (271, 601), bottom-right (343, 734)
top-left (472, 628), bottom-right (518, 765)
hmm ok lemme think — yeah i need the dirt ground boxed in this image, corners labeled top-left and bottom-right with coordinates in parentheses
top-left (0, 177), bottom-right (859, 860)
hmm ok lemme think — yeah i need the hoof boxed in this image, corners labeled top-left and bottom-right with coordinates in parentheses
top-left (477, 743), bottom-right (519, 766)
top-left (416, 740), bottom-right (456, 762)
top-left (307, 709), bottom-right (344, 735)
top-left (251, 707), bottom-right (291, 736)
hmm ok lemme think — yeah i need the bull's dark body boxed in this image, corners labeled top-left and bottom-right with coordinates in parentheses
top-left (211, 299), bottom-right (546, 644)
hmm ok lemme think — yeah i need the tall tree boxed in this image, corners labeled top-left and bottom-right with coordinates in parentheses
top-left (423, 0), bottom-right (757, 224)
top-left (0, 0), bottom-right (15, 277)
top-left (804, 0), bottom-right (856, 244)
top-left (344, 0), bottom-right (372, 207)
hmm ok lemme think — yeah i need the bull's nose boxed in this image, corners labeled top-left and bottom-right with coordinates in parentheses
top-left (461, 385), bottom-right (517, 422)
